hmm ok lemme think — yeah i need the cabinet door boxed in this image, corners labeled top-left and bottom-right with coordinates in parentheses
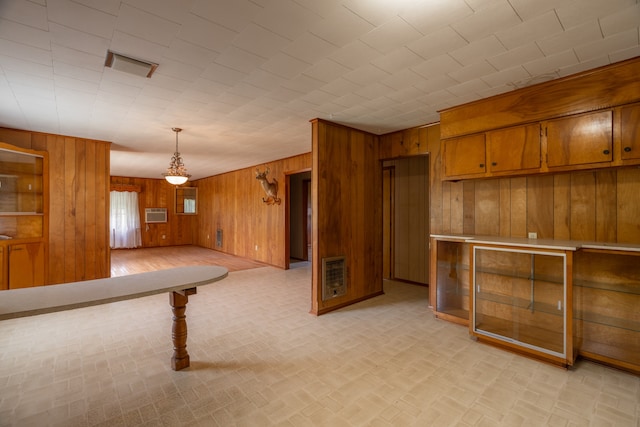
top-left (620, 104), bottom-right (640, 161)
top-left (9, 242), bottom-right (45, 289)
top-left (546, 110), bottom-right (612, 168)
top-left (443, 134), bottom-right (486, 178)
top-left (487, 124), bottom-right (541, 173)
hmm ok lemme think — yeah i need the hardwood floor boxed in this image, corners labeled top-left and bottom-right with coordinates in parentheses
top-left (110, 245), bottom-right (268, 276)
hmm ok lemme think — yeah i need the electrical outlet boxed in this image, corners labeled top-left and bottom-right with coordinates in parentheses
top-left (528, 232), bottom-right (537, 239)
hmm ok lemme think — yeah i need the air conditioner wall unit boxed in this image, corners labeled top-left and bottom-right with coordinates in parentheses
top-left (145, 208), bottom-right (167, 223)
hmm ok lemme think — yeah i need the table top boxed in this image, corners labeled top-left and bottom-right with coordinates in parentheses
top-left (0, 265), bottom-right (228, 320)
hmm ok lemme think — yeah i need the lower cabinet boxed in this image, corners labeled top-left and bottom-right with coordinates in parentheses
top-left (470, 244), bottom-right (573, 367)
top-left (430, 238), bottom-right (469, 325)
top-left (2, 241), bottom-right (45, 289)
top-left (573, 249), bottom-right (640, 374)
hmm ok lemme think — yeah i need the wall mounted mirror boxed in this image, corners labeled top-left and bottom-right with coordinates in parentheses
top-left (175, 186), bottom-right (197, 214)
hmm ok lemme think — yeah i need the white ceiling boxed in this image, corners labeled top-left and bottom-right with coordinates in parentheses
top-left (0, 0), bottom-right (639, 180)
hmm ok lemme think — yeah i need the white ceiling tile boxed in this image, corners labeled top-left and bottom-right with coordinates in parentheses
top-left (487, 43), bottom-right (544, 71)
top-left (354, 82), bottom-right (394, 101)
top-left (0, 38), bottom-right (51, 66)
top-left (282, 32), bottom-right (339, 65)
top-left (600, 3), bottom-right (640, 37)
top-left (508, 0), bottom-right (572, 21)
top-left (411, 54), bottom-right (461, 79)
top-left (448, 61), bottom-right (496, 83)
top-left (124, 0), bottom-right (197, 23)
top-left (0, 53), bottom-right (53, 78)
top-left (53, 61), bottom-right (102, 83)
top-left (153, 58), bottom-right (203, 82)
top-left (447, 78), bottom-right (491, 97)
top-left (407, 26), bottom-right (468, 60)
top-left (74, 0), bottom-right (121, 15)
top-left (260, 53), bottom-right (311, 80)
top-left (190, 0), bottom-right (261, 31)
top-left (480, 65), bottom-right (531, 88)
top-left (413, 75), bottom-right (458, 94)
top-left (318, 76), bottom-right (361, 97)
top-left (243, 69), bottom-right (288, 91)
top-left (555, 0), bottom-right (637, 30)
top-left (54, 74), bottom-right (100, 93)
top-left (400, 0), bottom-right (473, 35)
top-left (609, 45), bottom-right (640, 63)
top-left (178, 14), bottom-right (238, 52)
top-left (5, 70), bottom-right (53, 92)
top-left (537, 21), bottom-right (603, 56)
top-left (359, 16), bottom-right (424, 54)
top-left (556, 56), bottom-right (611, 77)
top-left (308, 7), bottom-right (374, 47)
top-left (0, 0), bottom-right (48, 29)
top-left (574, 29), bottom-right (639, 62)
top-left (0, 18), bottom-right (50, 50)
top-left (371, 48), bottom-right (425, 74)
top-left (522, 49), bottom-right (578, 76)
top-left (254, 0), bottom-right (321, 40)
top-left (46, 0), bottom-right (116, 39)
top-left (342, 63), bottom-right (389, 86)
top-left (164, 39), bottom-right (217, 69)
top-left (496, 10), bottom-right (563, 50)
top-left (214, 46), bottom-right (267, 74)
top-left (109, 31), bottom-right (167, 64)
top-left (115, 4), bottom-right (181, 47)
top-left (98, 79), bottom-right (142, 99)
top-left (450, 36), bottom-right (506, 66)
top-left (451, 1), bottom-right (521, 42)
top-left (49, 23), bottom-right (110, 57)
top-left (231, 24), bottom-right (290, 59)
top-left (328, 40), bottom-right (380, 70)
top-left (381, 69), bottom-right (425, 91)
top-left (281, 74), bottom-right (325, 94)
top-left (200, 62), bottom-right (247, 86)
top-left (342, 0), bottom-right (409, 26)
top-left (52, 44), bottom-right (104, 72)
top-left (302, 59), bottom-right (350, 84)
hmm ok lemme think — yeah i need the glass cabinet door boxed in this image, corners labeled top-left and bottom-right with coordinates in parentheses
top-left (435, 240), bottom-right (469, 322)
top-left (0, 148), bottom-right (44, 214)
top-left (472, 246), bottom-right (567, 358)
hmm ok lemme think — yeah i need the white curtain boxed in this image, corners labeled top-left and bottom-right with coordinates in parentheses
top-left (110, 191), bottom-right (142, 249)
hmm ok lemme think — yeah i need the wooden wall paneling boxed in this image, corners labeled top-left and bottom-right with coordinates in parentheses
top-left (46, 135), bottom-right (66, 284)
top-left (616, 167), bottom-right (640, 244)
top-left (0, 128), bottom-right (32, 149)
top-left (474, 179), bottom-right (500, 236)
top-left (84, 141), bottom-right (96, 280)
top-left (553, 174), bottom-right (571, 240)
top-left (64, 137), bottom-right (76, 283)
top-left (394, 160), bottom-right (409, 280)
top-left (75, 139), bottom-right (87, 281)
top-left (526, 175), bottom-right (554, 239)
top-left (95, 142), bottom-right (109, 278)
top-left (499, 179), bottom-right (511, 237)
top-left (441, 181), bottom-right (451, 234)
top-left (429, 126), bottom-right (443, 235)
top-left (450, 181), bottom-right (464, 234)
top-left (570, 172), bottom-right (596, 241)
top-left (510, 177), bottom-right (528, 238)
top-left (595, 170), bottom-right (617, 242)
top-left (462, 181), bottom-right (475, 235)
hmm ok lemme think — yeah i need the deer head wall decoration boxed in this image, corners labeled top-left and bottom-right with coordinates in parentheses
top-left (255, 167), bottom-right (281, 205)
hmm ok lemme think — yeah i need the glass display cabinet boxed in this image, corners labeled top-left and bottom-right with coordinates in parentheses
top-left (471, 244), bottom-right (573, 367)
top-left (430, 237), bottom-right (470, 325)
top-left (175, 186), bottom-right (197, 214)
top-left (573, 249), bottom-right (640, 374)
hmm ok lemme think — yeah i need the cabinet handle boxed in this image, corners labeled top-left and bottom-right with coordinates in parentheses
top-left (479, 163), bottom-right (484, 168)
top-left (624, 146), bottom-right (632, 152)
top-left (603, 149), bottom-right (610, 155)
top-left (491, 162), bottom-right (497, 166)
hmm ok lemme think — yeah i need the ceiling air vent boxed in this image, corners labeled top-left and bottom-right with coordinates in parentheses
top-left (105, 50), bottom-right (158, 78)
top-left (322, 256), bottom-right (346, 301)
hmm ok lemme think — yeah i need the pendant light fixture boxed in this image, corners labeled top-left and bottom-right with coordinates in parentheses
top-left (163, 127), bottom-right (191, 185)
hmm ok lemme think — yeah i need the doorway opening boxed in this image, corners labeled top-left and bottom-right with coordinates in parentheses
top-left (382, 156), bottom-right (430, 286)
top-left (287, 170), bottom-right (311, 269)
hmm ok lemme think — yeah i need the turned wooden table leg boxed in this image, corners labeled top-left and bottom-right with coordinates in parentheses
top-left (170, 288), bottom-right (197, 371)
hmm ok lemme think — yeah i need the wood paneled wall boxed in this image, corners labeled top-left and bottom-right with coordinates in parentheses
top-left (110, 176), bottom-right (196, 247)
top-left (311, 119), bottom-right (382, 315)
top-left (192, 153), bottom-right (311, 268)
top-left (0, 127), bottom-right (111, 284)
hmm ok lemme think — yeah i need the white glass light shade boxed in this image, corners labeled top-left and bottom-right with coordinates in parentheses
top-left (165, 175), bottom-right (189, 185)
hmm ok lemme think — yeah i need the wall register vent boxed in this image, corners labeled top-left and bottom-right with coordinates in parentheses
top-left (322, 256), bottom-right (347, 301)
top-left (145, 208), bottom-right (167, 223)
top-left (216, 229), bottom-right (223, 248)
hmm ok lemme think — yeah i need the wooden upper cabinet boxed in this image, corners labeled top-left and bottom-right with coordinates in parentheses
top-left (546, 110), bottom-right (613, 168)
top-left (443, 134), bottom-right (486, 178)
top-left (487, 124), bottom-right (541, 173)
top-left (620, 103), bottom-right (640, 161)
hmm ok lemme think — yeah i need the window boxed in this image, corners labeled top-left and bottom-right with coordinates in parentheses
top-left (110, 191), bottom-right (142, 249)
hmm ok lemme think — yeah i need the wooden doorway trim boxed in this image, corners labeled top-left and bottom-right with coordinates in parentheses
top-left (382, 165), bottom-right (395, 279)
top-left (284, 168), bottom-right (312, 270)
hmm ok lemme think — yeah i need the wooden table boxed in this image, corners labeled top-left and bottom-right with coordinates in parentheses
top-left (0, 265), bottom-right (228, 370)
